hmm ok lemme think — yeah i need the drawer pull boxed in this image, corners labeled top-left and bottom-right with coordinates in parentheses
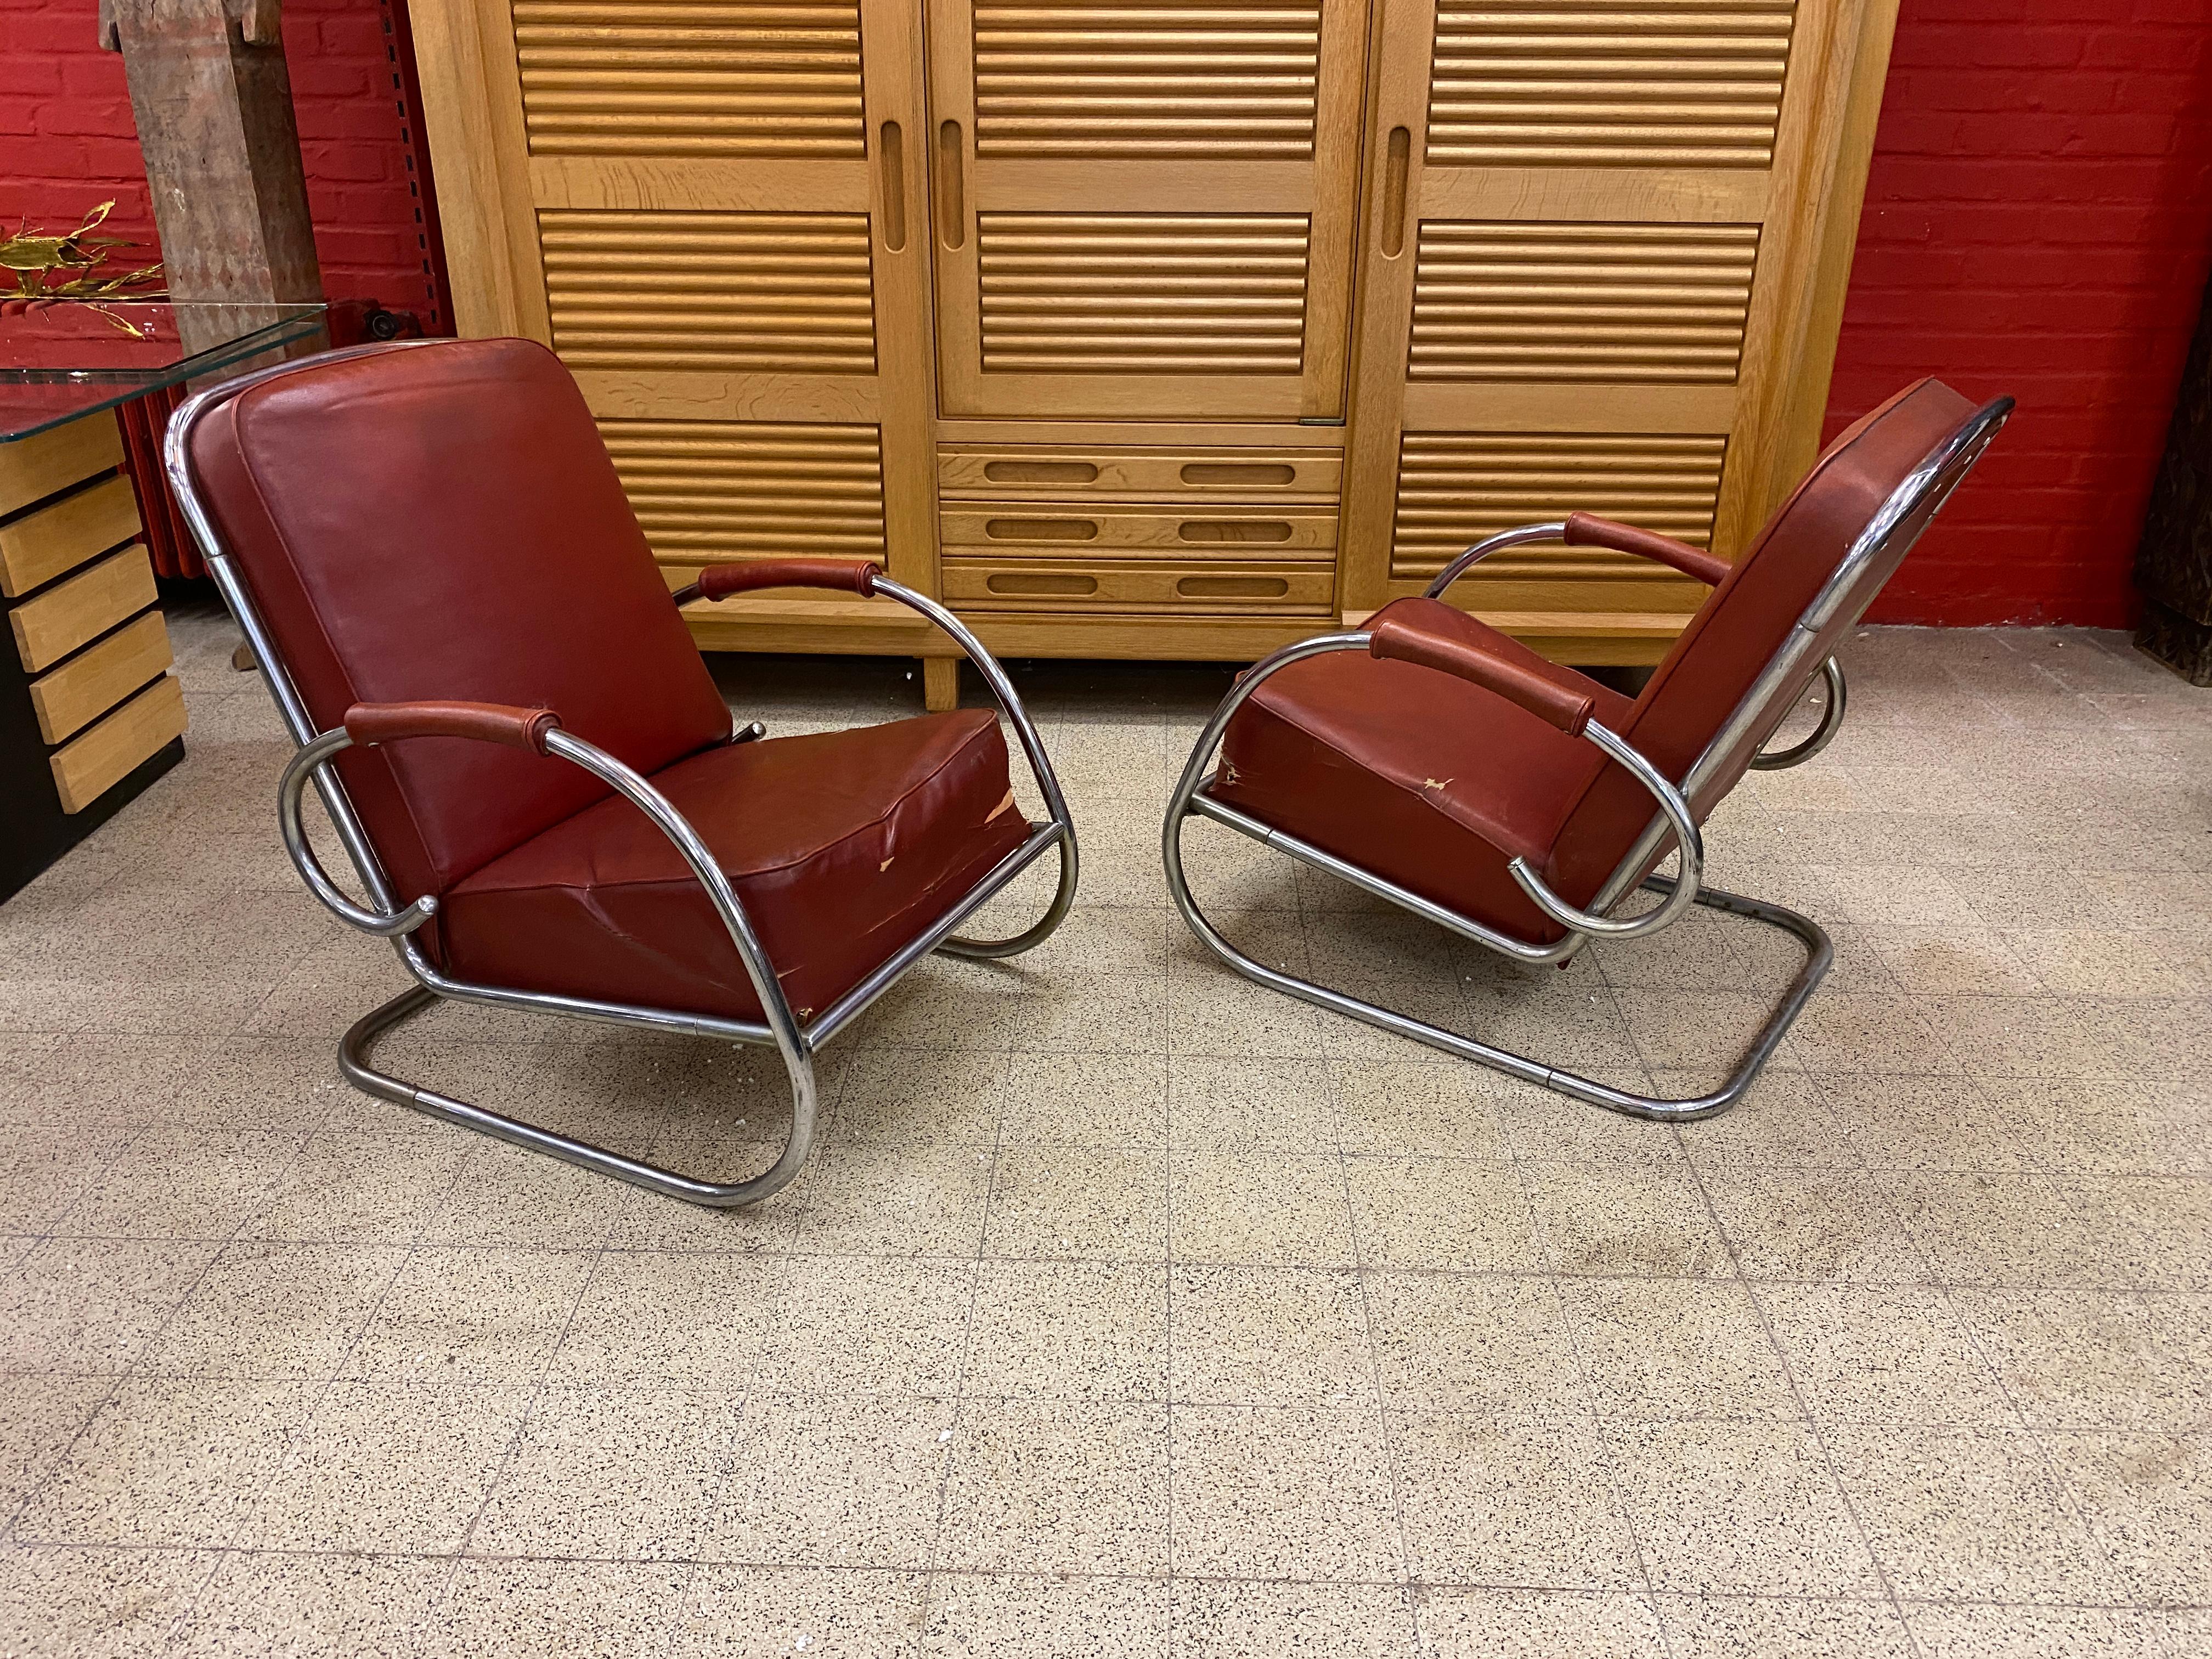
top-left (878, 121), bottom-right (906, 252)
top-left (986, 516), bottom-right (1098, 541)
top-left (987, 572), bottom-right (1098, 597)
top-left (1177, 575), bottom-right (1289, 600)
top-left (1180, 462), bottom-right (1295, 487)
top-left (984, 459), bottom-right (1098, 484)
top-left (1179, 520), bottom-right (1293, 544)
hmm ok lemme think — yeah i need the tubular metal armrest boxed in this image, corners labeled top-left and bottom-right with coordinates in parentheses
top-left (667, 562), bottom-right (1077, 955)
top-left (275, 718), bottom-right (804, 1046)
top-left (1423, 514), bottom-right (1729, 602)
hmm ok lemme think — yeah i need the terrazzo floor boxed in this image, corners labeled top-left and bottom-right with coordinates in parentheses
top-left (0, 601), bottom-right (2208, 1656)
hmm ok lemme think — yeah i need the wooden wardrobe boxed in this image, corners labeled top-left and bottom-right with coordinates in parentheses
top-left (410, 0), bottom-right (1903, 709)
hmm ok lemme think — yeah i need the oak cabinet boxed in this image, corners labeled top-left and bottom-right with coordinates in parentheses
top-left (410, 0), bottom-right (1900, 704)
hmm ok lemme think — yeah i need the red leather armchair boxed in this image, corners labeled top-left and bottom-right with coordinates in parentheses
top-left (1166, 379), bottom-right (2012, 1121)
top-left (167, 338), bottom-right (1077, 1207)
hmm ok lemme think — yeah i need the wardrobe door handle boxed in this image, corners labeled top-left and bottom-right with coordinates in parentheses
top-left (936, 119), bottom-right (967, 250)
top-left (1381, 126), bottom-right (1410, 258)
top-left (878, 121), bottom-right (906, 251)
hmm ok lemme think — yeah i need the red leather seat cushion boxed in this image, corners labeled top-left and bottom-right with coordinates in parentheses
top-left (438, 709), bottom-right (1032, 1024)
top-left (1210, 599), bottom-right (1631, 944)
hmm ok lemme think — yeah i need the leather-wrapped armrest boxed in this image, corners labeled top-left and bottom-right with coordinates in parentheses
top-left (695, 557), bottom-right (881, 602)
top-left (343, 700), bottom-right (562, 754)
top-left (1369, 609), bottom-right (1597, 736)
top-left (1564, 512), bottom-right (1730, 587)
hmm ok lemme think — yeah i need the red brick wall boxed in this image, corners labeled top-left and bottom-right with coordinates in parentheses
top-left (1831, 0), bottom-right (2212, 625)
top-left (7, 0), bottom-right (2210, 623)
top-left (1, 0), bottom-right (447, 333)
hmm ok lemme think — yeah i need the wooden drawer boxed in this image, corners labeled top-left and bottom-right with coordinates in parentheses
top-left (943, 557), bottom-right (1334, 615)
top-left (29, 610), bottom-right (174, 744)
top-left (48, 673), bottom-right (187, 815)
top-left (941, 502), bottom-right (1338, 561)
top-left (0, 416), bottom-right (124, 518)
top-left (939, 444), bottom-right (1342, 503)
top-left (0, 473), bottom-right (142, 599)
top-left (9, 545), bottom-right (157, 673)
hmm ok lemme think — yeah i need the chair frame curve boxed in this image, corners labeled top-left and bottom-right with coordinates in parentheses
top-left (1164, 397), bottom-right (2012, 1122)
top-left (166, 340), bottom-right (1079, 1207)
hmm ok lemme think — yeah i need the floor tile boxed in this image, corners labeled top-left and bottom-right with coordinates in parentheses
top-left (707, 1394), bottom-right (953, 1568)
top-left (422, 1559), bottom-right (689, 1658)
top-left (793, 1140), bottom-right (995, 1259)
top-left (1170, 1054), bottom-right (1342, 1152)
top-left (676, 1565), bottom-right (930, 1659)
top-left (1413, 1588), bottom-right (1667, 1658)
top-left (468, 1384), bottom-right (740, 1559)
top-left (168, 1550), bottom-right (449, 1658)
top-left (1563, 1278), bottom-right (1799, 1421)
top-left (1755, 1283), bottom-right (2012, 1425)
top-left (136, 1241), bottom-right (405, 1381)
top-left (1364, 1272), bottom-right (1587, 1417)
top-left (1341, 1157), bottom-right (1544, 1272)
top-left (755, 1255), bottom-right (974, 1398)
top-left (1947, 1288), bottom-right (2204, 1429)
top-left (1169, 1404), bottom-right (1403, 1581)
top-left (2040, 1429), bottom-right (2212, 1604)
top-left (1390, 1411), bottom-right (1639, 1590)
top-left (1170, 1580), bottom-right (1415, 1658)
top-left (0, 1543), bottom-right (212, 1658)
top-left (1656, 1594), bottom-right (1914, 1658)
top-left (342, 1245), bottom-right (595, 1385)
top-left (1168, 1151), bottom-right (1356, 1267)
top-left (938, 1401), bottom-right (1171, 1573)
top-left (240, 1381), bottom-right (533, 1553)
top-left (926, 1571), bottom-right (1171, 1658)
top-left (0, 1237), bottom-right (218, 1375)
top-left (1602, 1419), bottom-right (1881, 1595)
top-left (1169, 1265), bottom-right (1374, 1407)
top-left (985, 1146), bottom-right (1169, 1261)
top-left (1824, 1423), bottom-right (2120, 1602)
top-left (15, 1379), bottom-right (312, 1546)
top-left (548, 1251), bottom-right (780, 1388)
top-left (1524, 1161), bottom-right (1732, 1279)
top-left (962, 1260), bottom-right (1167, 1402)
top-left (1703, 1167), bottom-right (1929, 1283)
top-left (1905, 1602), bottom-right (2212, 1659)
top-left (998, 1052), bottom-right (1167, 1148)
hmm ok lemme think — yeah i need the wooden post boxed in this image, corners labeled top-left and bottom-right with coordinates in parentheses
top-left (98, 0), bottom-right (322, 349)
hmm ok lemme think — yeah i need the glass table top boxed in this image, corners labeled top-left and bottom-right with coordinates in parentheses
top-left (0, 301), bottom-right (330, 443)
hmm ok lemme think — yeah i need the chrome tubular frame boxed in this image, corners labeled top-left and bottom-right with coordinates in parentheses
top-left (165, 341), bottom-right (1078, 1206)
top-left (1164, 398), bottom-right (2012, 1121)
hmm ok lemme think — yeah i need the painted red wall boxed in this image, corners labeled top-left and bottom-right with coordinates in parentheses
top-left (1830, 0), bottom-right (2212, 625)
top-left (1, 0), bottom-right (447, 332)
top-left (7, 0), bottom-right (2210, 624)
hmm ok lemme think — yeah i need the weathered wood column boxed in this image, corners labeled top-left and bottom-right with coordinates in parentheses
top-left (98, 0), bottom-right (321, 349)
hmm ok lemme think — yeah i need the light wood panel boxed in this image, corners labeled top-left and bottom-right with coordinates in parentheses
top-left (48, 674), bottom-right (187, 815)
top-left (28, 611), bottom-right (173, 744)
top-left (1342, 0), bottom-right (1880, 653)
top-left (0, 475), bottom-right (143, 599)
top-left (940, 443), bottom-right (1342, 500)
top-left (0, 417), bottom-right (123, 518)
top-left (411, 0), bottom-right (937, 588)
top-left (928, 0), bottom-right (1368, 418)
top-left (8, 546), bottom-right (157, 673)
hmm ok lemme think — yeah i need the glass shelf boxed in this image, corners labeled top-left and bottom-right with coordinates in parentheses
top-left (0, 301), bottom-right (330, 443)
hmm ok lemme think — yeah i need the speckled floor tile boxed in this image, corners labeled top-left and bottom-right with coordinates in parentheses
top-left (421, 1559), bottom-right (689, 1658)
top-left (1364, 1272), bottom-right (1586, 1417)
top-left (1602, 1419), bottom-right (1880, 1595)
top-left (1169, 1404), bottom-right (1403, 1582)
top-left (1412, 1587), bottom-right (1668, 1658)
top-left (675, 1565), bottom-right (930, 1658)
top-left (938, 1402), bottom-right (1171, 1574)
top-left (1389, 1411), bottom-right (1639, 1590)
top-left (1656, 1595), bottom-right (1913, 1658)
top-left (0, 1543), bottom-right (213, 1658)
top-left (707, 1394), bottom-right (953, 1569)
top-left (985, 1146), bottom-right (1169, 1261)
top-left (1754, 1282), bottom-right (2012, 1425)
top-left (170, 1550), bottom-right (450, 1658)
top-left (1170, 1579), bottom-right (1417, 1658)
top-left (1562, 1278), bottom-right (1799, 1421)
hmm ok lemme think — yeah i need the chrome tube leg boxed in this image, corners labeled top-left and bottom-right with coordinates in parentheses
top-left (338, 986), bottom-right (820, 1207)
top-left (1166, 803), bottom-right (1832, 1122)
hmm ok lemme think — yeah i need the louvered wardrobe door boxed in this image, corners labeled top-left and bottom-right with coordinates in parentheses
top-left (413, 0), bottom-right (935, 591)
top-left (1341, 0), bottom-right (1887, 658)
top-left (924, 0), bottom-right (1369, 418)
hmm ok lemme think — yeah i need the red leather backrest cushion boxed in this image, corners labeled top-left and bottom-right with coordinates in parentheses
top-left (189, 338), bottom-right (731, 901)
top-left (1548, 378), bottom-right (1982, 901)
